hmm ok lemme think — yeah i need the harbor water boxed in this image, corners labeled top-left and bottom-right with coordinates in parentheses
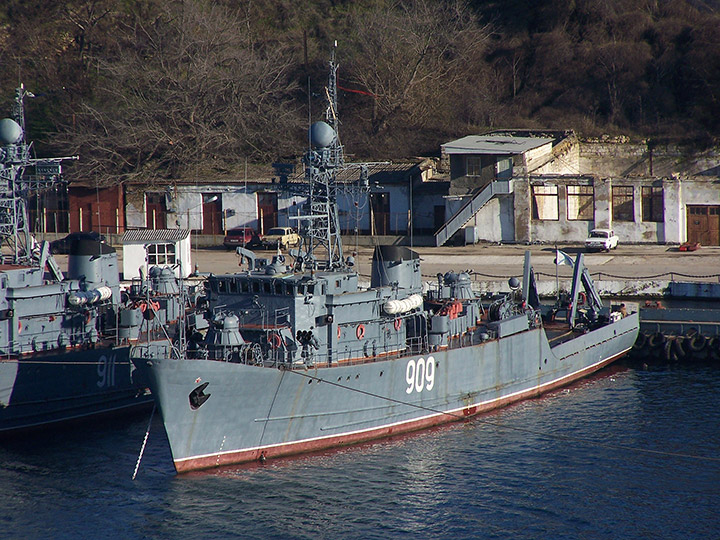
top-left (2, 361), bottom-right (718, 539)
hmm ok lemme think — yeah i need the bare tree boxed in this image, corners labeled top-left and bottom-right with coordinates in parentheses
top-left (343, 0), bottom-right (491, 140)
top-left (53, 0), bottom-right (302, 187)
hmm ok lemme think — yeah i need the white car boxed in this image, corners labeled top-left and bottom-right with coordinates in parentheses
top-left (585, 229), bottom-right (619, 252)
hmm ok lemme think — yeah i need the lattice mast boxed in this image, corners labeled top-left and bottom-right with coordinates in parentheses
top-left (0, 85), bottom-right (77, 264)
top-left (300, 45), bottom-right (346, 269)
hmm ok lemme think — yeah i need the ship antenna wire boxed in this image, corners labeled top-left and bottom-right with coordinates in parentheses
top-left (131, 403), bottom-right (156, 480)
top-left (287, 370), bottom-right (720, 464)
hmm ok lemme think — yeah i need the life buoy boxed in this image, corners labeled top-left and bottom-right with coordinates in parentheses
top-left (337, 326), bottom-right (342, 339)
top-left (150, 300), bottom-right (160, 312)
top-left (356, 324), bottom-right (365, 340)
top-left (394, 318), bottom-right (402, 331)
top-left (268, 333), bottom-right (283, 349)
top-left (139, 302), bottom-right (147, 313)
top-left (578, 292), bottom-right (587, 305)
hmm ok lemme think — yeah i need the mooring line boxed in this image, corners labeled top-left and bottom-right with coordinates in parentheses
top-left (288, 369), bottom-right (720, 464)
top-left (132, 403), bottom-right (156, 480)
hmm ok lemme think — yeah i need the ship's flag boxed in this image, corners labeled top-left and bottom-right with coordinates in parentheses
top-left (554, 249), bottom-right (574, 267)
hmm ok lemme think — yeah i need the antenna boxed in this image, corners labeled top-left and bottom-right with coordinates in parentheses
top-left (0, 86), bottom-right (78, 264)
top-left (292, 44), bottom-right (346, 269)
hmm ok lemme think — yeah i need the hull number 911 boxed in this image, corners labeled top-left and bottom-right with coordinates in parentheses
top-left (405, 356), bottom-right (436, 394)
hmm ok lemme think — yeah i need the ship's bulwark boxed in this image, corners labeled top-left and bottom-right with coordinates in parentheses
top-left (142, 314), bottom-right (638, 472)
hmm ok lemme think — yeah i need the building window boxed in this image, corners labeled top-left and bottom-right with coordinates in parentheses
top-left (642, 186), bottom-right (664, 222)
top-left (612, 186), bottom-right (634, 222)
top-left (147, 243), bottom-right (176, 265)
top-left (466, 156), bottom-right (482, 176)
top-left (567, 185), bottom-right (594, 221)
top-left (531, 185), bottom-right (559, 220)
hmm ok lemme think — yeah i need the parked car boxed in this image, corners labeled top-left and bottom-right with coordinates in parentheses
top-left (50, 231), bottom-right (106, 254)
top-left (223, 227), bottom-right (262, 250)
top-left (262, 227), bottom-right (300, 249)
top-left (585, 229), bottom-right (619, 252)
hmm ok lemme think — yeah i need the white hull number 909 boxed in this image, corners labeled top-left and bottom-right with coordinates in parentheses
top-left (405, 356), bottom-right (436, 394)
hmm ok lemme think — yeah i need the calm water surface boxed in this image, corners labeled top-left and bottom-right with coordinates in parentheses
top-left (2, 363), bottom-right (718, 539)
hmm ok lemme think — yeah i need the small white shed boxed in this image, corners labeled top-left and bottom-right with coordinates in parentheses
top-left (121, 229), bottom-right (191, 280)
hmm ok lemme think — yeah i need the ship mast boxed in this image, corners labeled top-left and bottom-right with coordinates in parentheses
top-left (0, 85), bottom-right (77, 265)
top-left (297, 45), bottom-right (346, 270)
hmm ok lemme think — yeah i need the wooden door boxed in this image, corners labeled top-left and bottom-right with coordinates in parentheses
top-left (370, 192), bottom-right (390, 235)
top-left (709, 206), bottom-right (720, 245)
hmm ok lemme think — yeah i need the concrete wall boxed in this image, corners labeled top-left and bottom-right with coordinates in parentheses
top-left (465, 196), bottom-right (515, 243)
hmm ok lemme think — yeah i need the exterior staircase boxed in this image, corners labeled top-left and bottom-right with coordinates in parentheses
top-left (434, 179), bottom-right (513, 247)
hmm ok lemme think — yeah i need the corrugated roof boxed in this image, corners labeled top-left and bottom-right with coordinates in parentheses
top-left (442, 135), bottom-right (553, 155)
top-left (121, 229), bottom-right (190, 244)
top-left (286, 161), bottom-right (421, 184)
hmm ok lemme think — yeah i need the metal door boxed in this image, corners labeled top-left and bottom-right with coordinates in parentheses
top-left (146, 193), bottom-right (167, 229)
top-left (257, 192), bottom-right (278, 235)
top-left (202, 194), bottom-right (222, 235)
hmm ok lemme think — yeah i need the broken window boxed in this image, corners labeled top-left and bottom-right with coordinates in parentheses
top-left (612, 186), bottom-right (634, 221)
top-left (642, 186), bottom-right (664, 222)
top-left (531, 185), bottom-right (559, 220)
top-left (567, 185), bottom-right (594, 221)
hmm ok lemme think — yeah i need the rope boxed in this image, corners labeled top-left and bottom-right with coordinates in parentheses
top-left (287, 369), bottom-right (720, 463)
top-left (0, 360), bottom-right (135, 365)
top-left (131, 403), bottom-right (156, 480)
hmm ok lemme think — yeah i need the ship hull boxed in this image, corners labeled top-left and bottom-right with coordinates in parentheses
top-left (139, 314), bottom-right (638, 472)
top-left (0, 345), bottom-right (152, 434)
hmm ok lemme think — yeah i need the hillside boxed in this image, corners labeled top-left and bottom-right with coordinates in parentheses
top-left (1, 0), bottom-right (718, 186)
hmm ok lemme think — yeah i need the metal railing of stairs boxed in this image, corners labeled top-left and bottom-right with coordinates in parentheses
top-left (434, 179), bottom-right (513, 247)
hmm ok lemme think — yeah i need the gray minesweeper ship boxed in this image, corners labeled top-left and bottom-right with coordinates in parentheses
top-left (0, 86), bottom-right (159, 433)
top-left (133, 51), bottom-right (639, 473)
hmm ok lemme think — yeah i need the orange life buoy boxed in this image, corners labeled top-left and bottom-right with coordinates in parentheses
top-left (393, 318), bottom-right (402, 331)
top-left (578, 292), bottom-right (587, 305)
top-left (151, 300), bottom-right (160, 312)
top-left (139, 302), bottom-right (147, 313)
top-left (356, 324), bottom-right (365, 340)
top-left (337, 326), bottom-right (342, 339)
top-left (268, 333), bottom-right (283, 349)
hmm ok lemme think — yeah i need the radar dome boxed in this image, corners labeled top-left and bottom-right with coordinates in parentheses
top-left (0, 118), bottom-right (22, 145)
top-left (309, 121), bottom-right (335, 148)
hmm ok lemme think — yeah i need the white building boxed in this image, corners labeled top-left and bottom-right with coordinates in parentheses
top-left (121, 229), bottom-right (191, 280)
